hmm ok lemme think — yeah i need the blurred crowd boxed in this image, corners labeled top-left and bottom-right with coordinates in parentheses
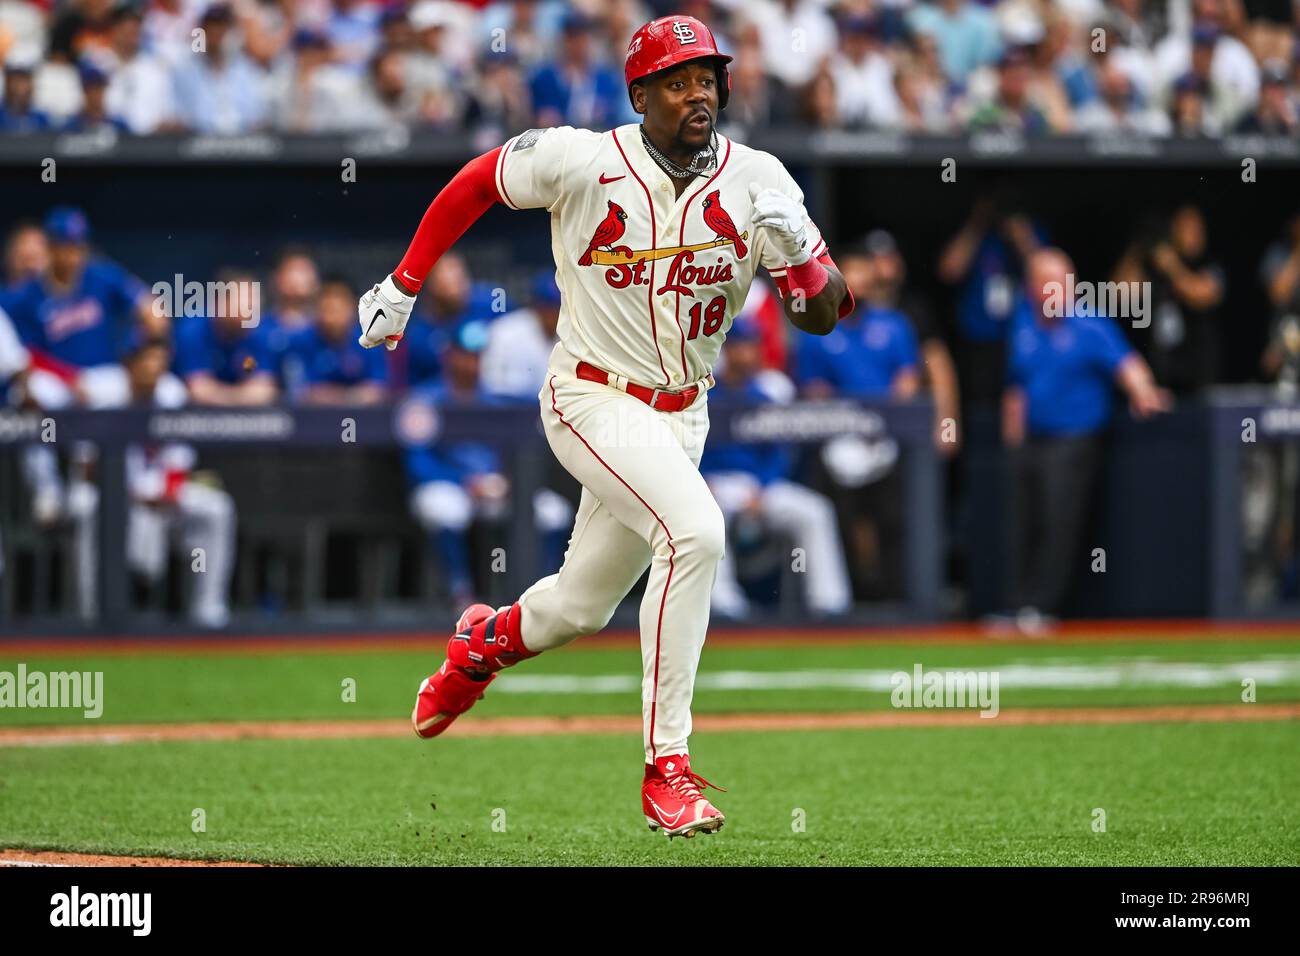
top-left (5, 194), bottom-right (1300, 625)
top-left (0, 0), bottom-right (1297, 137)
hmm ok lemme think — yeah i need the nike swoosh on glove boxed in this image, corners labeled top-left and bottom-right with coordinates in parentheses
top-left (357, 274), bottom-right (416, 351)
top-left (749, 182), bottom-right (811, 266)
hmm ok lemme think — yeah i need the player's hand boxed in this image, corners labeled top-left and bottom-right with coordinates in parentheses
top-left (1129, 384), bottom-right (1173, 420)
top-left (357, 274), bottom-right (415, 351)
top-left (748, 182), bottom-right (810, 266)
top-left (1150, 243), bottom-right (1180, 276)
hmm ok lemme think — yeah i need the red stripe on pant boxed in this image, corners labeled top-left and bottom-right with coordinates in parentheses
top-left (547, 375), bottom-right (673, 759)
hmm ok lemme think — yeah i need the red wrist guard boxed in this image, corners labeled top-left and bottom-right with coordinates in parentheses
top-left (772, 252), bottom-right (854, 320)
top-left (785, 257), bottom-right (829, 299)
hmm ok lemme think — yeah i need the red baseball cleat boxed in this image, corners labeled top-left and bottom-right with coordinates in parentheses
top-left (412, 603), bottom-right (537, 740)
top-left (454, 603), bottom-right (497, 637)
top-left (411, 603), bottom-right (496, 739)
top-left (447, 601), bottom-right (535, 675)
top-left (411, 660), bottom-right (495, 739)
top-left (642, 754), bottom-right (727, 839)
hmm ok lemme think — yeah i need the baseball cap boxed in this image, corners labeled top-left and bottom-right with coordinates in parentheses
top-left (844, 229), bottom-right (898, 260)
top-left (561, 10), bottom-right (596, 34)
top-left (109, 2), bottom-right (144, 23)
top-left (841, 15), bottom-right (879, 37)
top-left (1000, 7), bottom-right (1045, 47)
top-left (451, 317), bottom-right (491, 354)
top-left (44, 207), bottom-right (91, 244)
top-left (77, 59), bottom-right (111, 87)
top-left (199, 3), bottom-right (234, 25)
top-left (291, 28), bottom-right (330, 51)
top-left (997, 45), bottom-right (1032, 69)
top-left (531, 272), bottom-right (561, 307)
top-left (1191, 22), bottom-right (1219, 47)
top-left (863, 229), bottom-right (898, 257)
top-left (409, 1), bottom-right (457, 32)
top-left (726, 315), bottom-right (762, 343)
top-left (482, 48), bottom-right (518, 68)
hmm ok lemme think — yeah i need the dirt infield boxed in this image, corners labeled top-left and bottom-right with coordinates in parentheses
top-left (2, 702), bottom-right (1297, 748)
top-left (0, 849), bottom-right (264, 867)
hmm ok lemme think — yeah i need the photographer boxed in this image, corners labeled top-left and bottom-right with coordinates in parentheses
top-left (938, 193), bottom-right (1046, 405)
top-left (1113, 204), bottom-right (1225, 395)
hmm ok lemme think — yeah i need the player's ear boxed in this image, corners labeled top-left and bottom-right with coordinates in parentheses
top-left (631, 82), bottom-right (646, 115)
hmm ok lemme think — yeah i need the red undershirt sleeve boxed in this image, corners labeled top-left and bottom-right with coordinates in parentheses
top-left (394, 146), bottom-right (505, 294)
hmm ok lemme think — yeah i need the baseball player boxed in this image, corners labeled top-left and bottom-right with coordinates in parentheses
top-left (358, 15), bottom-right (853, 839)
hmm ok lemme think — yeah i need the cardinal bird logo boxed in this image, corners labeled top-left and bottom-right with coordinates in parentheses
top-left (578, 201), bottom-right (630, 267)
top-left (701, 191), bottom-right (747, 260)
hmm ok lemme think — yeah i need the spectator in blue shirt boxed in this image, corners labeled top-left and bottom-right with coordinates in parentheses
top-left (1002, 248), bottom-right (1170, 627)
top-left (795, 276), bottom-right (920, 401)
top-left (172, 4), bottom-right (267, 134)
top-left (703, 318), bottom-right (851, 619)
top-left (64, 61), bottom-right (129, 133)
top-left (0, 63), bottom-right (52, 132)
top-left (938, 195), bottom-right (1047, 401)
top-left (1, 208), bottom-right (161, 532)
top-left (528, 11), bottom-right (631, 130)
top-left (857, 229), bottom-right (963, 455)
top-left (283, 277), bottom-right (387, 405)
top-left (907, 0), bottom-right (1002, 84)
top-left (0, 208), bottom-right (157, 374)
top-left (400, 252), bottom-right (504, 390)
top-left (405, 318), bottom-right (511, 608)
top-left (327, 0), bottom-right (382, 71)
top-left (264, 247), bottom-right (320, 335)
top-left (172, 270), bottom-right (280, 405)
top-left (796, 245), bottom-right (920, 601)
top-left (405, 317), bottom-right (573, 603)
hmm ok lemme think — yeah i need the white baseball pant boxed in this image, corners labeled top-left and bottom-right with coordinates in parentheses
top-left (68, 478), bottom-right (236, 627)
top-left (705, 471), bottom-right (852, 617)
top-left (517, 346), bottom-right (723, 763)
top-left (410, 482), bottom-right (574, 536)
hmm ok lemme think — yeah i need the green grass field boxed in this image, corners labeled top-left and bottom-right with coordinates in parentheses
top-left (2, 633), bottom-right (1299, 865)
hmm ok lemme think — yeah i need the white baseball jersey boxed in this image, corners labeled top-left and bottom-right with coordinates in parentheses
top-left (0, 304), bottom-right (29, 381)
top-left (494, 123), bottom-right (831, 390)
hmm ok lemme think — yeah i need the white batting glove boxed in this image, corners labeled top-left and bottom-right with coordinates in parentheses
top-left (749, 181), bottom-right (811, 266)
top-left (357, 274), bottom-right (416, 351)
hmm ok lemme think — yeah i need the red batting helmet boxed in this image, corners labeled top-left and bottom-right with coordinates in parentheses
top-left (624, 15), bottom-right (732, 111)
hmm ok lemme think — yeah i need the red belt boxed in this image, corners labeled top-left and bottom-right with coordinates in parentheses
top-left (575, 361), bottom-right (703, 413)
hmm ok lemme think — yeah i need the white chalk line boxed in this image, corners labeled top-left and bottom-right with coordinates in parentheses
top-left (496, 658), bottom-right (1300, 694)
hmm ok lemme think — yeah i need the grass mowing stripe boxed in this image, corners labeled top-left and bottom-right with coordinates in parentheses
top-left (3, 640), bottom-right (1300, 726)
top-left (0, 721), bottom-right (1295, 865)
